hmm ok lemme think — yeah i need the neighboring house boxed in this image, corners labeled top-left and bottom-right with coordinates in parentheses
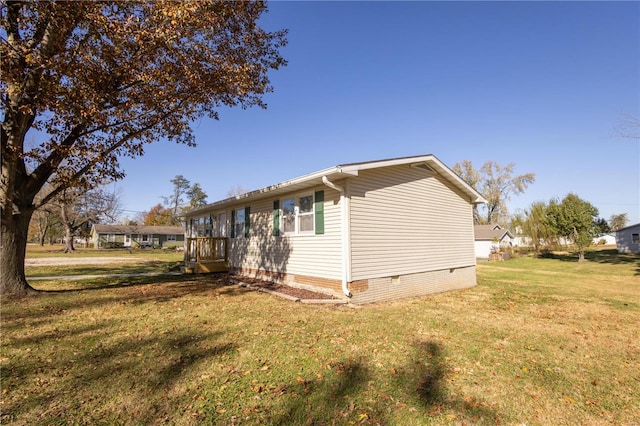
top-left (616, 223), bottom-right (640, 254)
top-left (509, 226), bottom-right (531, 248)
top-left (184, 154), bottom-right (486, 304)
top-left (91, 224), bottom-right (185, 249)
top-left (592, 233), bottom-right (617, 246)
top-left (474, 224), bottom-right (514, 260)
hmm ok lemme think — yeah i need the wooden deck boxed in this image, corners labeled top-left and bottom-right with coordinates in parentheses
top-left (184, 237), bottom-right (229, 273)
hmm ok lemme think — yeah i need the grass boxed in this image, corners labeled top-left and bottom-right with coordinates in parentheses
top-left (1, 248), bottom-right (639, 425)
top-left (25, 243), bottom-right (179, 258)
top-left (24, 244), bottom-right (184, 278)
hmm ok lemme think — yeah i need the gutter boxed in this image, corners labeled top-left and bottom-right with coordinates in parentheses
top-left (322, 176), bottom-right (352, 298)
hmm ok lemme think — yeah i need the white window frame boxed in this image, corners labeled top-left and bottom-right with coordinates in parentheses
top-left (167, 234), bottom-right (177, 241)
top-left (281, 193), bottom-right (314, 236)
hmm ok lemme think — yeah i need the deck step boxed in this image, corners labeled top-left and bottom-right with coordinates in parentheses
top-left (183, 261), bottom-right (229, 274)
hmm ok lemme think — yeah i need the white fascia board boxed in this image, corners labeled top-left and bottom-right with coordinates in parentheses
top-left (340, 154), bottom-right (486, 205)
top-left (422, 157), bottom-right (487, 205)
top-left (184, 167), bottom-right (358, 217)
top-left (184, 154), bottom-right (486, 217)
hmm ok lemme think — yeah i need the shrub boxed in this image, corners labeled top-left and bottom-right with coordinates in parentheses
top-left (102, 242), bottom-right (124, 249)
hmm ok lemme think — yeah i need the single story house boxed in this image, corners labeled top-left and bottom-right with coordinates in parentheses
top-left (615, 223), bottom-right (640, 254)
top-left (474, 224), bottom-right (514, 260)
top-left (592, 233), bottom-right (617, 246)
top-left (91, 224), bottom-right (185, 249)
top-left (184, 154), bottom-right (486, 304)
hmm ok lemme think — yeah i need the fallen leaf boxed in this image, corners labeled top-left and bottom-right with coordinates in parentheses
top-left (272, 385), bottom-right (287, 395)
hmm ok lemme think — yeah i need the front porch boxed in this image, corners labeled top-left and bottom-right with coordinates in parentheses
top-left (184, 237), bottom-right (229, 273)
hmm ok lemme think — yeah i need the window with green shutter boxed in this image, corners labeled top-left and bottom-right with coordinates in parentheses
top-left (233, 208), bottom-right (245, 239)
top-left (276, 191), bottom-right (324, 236)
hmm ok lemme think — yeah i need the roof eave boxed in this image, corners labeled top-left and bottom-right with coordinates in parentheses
top-left (185, 166), bottom-right (358, 216)
top-left (185, 154), bottom-right (487, 216)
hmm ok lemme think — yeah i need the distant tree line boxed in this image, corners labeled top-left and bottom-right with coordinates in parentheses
top-left (453, 160), bottom-right (629, 262)
top-left (27, 174), bottom-right (208, 245)
top-left (512, 197), bottom-right (628, 262)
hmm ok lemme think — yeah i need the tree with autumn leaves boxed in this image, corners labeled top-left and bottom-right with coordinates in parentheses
top-left (1, 1), bottom-right (287, 296)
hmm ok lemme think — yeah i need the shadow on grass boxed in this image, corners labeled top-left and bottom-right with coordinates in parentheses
top-left (269, 359), bottom-right (381, 425)
top-left (2, 325), bottom-right (236, 424)
top-left (4, 274), bottom-right (248, 325)
top-left (403, 340), bottom-right (500, 423)
top-left (32, 272), bottom-right (237, 294)
top-left (266, 341), bottom-right (500, 425)
top-left (26, 260), bottom-right (181, 278)
top-left (539, 249), bottom-right (640, 274)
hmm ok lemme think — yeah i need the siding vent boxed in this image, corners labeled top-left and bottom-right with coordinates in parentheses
top-left (391, 275), bottom-right (400, 284)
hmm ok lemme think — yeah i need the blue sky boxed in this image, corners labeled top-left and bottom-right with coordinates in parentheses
top-left (117, 1), bottom-right (640, 225)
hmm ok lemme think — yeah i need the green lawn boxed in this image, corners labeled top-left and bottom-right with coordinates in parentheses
top-left (2, 249), bottom-right (638, 425)
top-left (24, 244), bottom-right (184, 261)
top-left (24, 244), bottom-right (184, 278)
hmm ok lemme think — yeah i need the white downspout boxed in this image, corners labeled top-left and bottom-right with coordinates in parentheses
top-left (322, 176), bottom-right (352, 298)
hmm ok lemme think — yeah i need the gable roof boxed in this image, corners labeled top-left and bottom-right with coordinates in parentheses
top-left (92, 224), bottom-right (183, 235)
top-left (186, 154), bottom-right (487, 216)
top-left (615, 223), bottom-right (640, 233)
top-left (474, 224), bottom-right (514, 241)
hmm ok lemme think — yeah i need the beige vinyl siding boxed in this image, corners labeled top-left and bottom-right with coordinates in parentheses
top-left (349, 165), bottom-right (476, 281)
top-left (223, 186), bottom-right (342, 280)
top-left (279, 187), bottom-right (342, 279)
top-left (615, 223), bottom-right (640, 254)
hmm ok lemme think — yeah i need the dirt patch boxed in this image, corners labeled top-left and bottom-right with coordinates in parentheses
top-left (25, 257), bottom-right (146, 266)
top-left (231, 275), bottom-right (338, 300)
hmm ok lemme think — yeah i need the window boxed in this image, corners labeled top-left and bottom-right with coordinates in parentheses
top-left (167, 234), bottom-right (177, 241)
top-left (282, 198), bottom-right (296, 234)
top-left (298, 195), bottom-right (313, 232)
top-left (232, 207), bottom-right (250, 238)
top-left (633, 233), bottom-right (639, 244)
top-left (234, 209), bottom-right (245, 238)
top-left (280, 193), bottom-right (315, 235)
top-left (190, 216), bottom-right (213, 237)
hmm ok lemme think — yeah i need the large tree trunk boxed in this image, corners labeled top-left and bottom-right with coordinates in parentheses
top-left (60, 202), bottom-right (76, 253)
top-left (1, 208), bottom-right (37, 297)
top-left (63, 224), bottom-right (76, 253)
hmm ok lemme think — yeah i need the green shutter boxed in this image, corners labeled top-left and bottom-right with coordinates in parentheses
top-left (230, 210), bottom-right (236, 238)
top-left (244, 206), bottom-right (250, 238)
top-left (314, 190), bottom-right (324, 235)
top-left (273, 200), bottom-right (280, 236)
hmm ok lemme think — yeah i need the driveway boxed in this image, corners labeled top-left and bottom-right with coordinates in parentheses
top-left (25, 257), bottom-right (146, 266)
